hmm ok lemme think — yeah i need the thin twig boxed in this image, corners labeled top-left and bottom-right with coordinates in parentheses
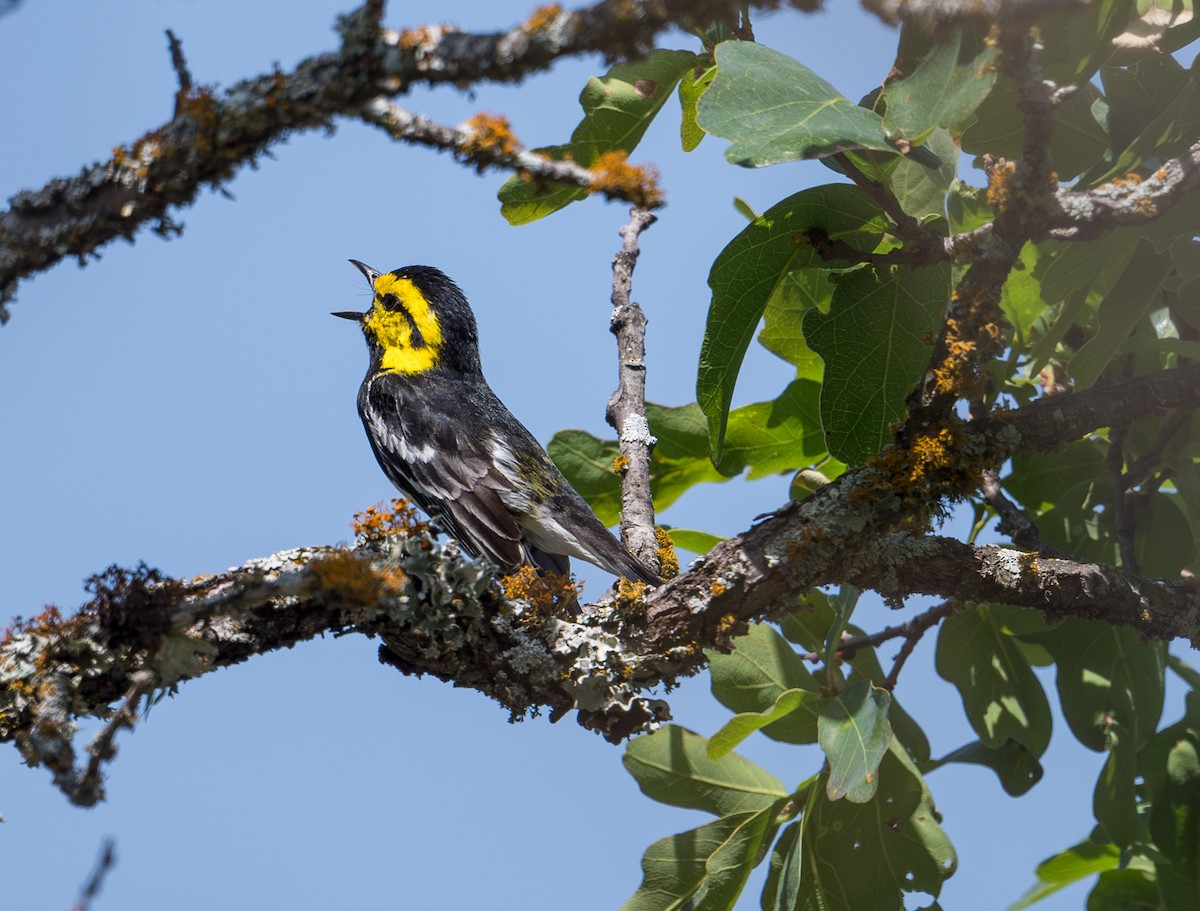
top-left (165, 30), bottom-right (193, 112)
top-left (360, 99), bottom-right (661, 207)
top-left (980, 468), bottom-right (1070, 558)
top-left (70, 838), bottom-right (116, 911)
top-left (832, 152), bottom-right (943, 251)
top-left (801, 601), bottom-right (956, 672)
top-left (71, 671), bottom-right (154, 806)
top-left (606, 207), bottom-right (660, 570)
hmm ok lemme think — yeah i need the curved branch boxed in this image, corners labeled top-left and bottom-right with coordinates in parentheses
top-left (0, 0), bottom-right (785, 319)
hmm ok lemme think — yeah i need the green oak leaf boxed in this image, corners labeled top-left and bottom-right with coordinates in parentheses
top-left (804, 263), bottom-right (951, 465)
top-left (498, 49), bottom-right (697, 224)
top-left (699, 184), bottom-right (885, 460)
top-left (802, 743), bottom-right (956, 910)
top-left (621, 803), bottom-right (784, 911)
top-left (623, 724), bottom-right (788, 817)
top-left (708, 688), bottom-right (821, 760)
top-left (666, 528), bottom-right (725, 555)
top-left (548, 402), bottom-right (725, 527)
top-left (818, 679), bottom-right (893, 803)
top-left (926, 739), bottom-right (1045, 797)
top-left (698, 41), bottom-right (895, 167)
top-left (709, 622), bottom-right (821, 745)
top-left (1008, 840), bottom-right (1122, 911)
top-left (935, 604), bottom-right (1053, 756)
top-left (679, 63), bottom-right (716, 152)
top-left (882, 26), bottom-right (998, 146)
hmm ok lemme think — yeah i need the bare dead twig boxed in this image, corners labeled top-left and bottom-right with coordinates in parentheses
top-left (980, 468), bottom-right (1070, 558)
top-left (606, 207), bottom-right (660, 571)
top-left (70, 838), bottom-right (116, 911)
top-left (164, 30), bottom-right (193, 108)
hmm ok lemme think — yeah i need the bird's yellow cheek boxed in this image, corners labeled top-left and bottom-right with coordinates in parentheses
top-left (365, 275), bottom-right (444, 375)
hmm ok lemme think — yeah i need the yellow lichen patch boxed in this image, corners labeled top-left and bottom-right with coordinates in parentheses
top-left (615, 578), bottom-right (649, 612)
top-left (709, 579), bottom-right (728, 597)
top-left (353, 499), bottom-right (427, 541)
top-left (986, 160), bottom-right (1016, 212)
top-left (655, 527), bottom-right (680, 581)
top-left (500, 565), bottom-right (581, 624)
top-left (523, 3), bottom-right (563, 33)
top-left (612, 453), bottom-right (631, 474)
top-left (460, 113), bottom-right (523, 166)
top-left (308, 550), bottom-right (382, 604)
top-left (589, 150), bottom-right (663, 208)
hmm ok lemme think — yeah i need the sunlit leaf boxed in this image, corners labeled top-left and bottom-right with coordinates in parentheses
top-left (699, 41), bottom-right (895, 167)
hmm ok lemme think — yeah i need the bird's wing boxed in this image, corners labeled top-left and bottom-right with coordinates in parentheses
top-left (360, 376), bottom-right (527, 571)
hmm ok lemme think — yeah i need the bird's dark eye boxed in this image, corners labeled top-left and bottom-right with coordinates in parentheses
top-left (380, 293), bottom-right (402, 312)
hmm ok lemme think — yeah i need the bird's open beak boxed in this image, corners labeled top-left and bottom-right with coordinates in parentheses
top-left (349, 259), bottom-right (381, 286)
top-left (334, 259), bottom-right (381, 320)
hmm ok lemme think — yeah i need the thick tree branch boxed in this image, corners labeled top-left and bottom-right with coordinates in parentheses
top-left (606, 207), bottom-right (660, 571)
top-left (0, 0), bottom-right (790, 319)
top-left (5, 358), bottom-right (1199, 803)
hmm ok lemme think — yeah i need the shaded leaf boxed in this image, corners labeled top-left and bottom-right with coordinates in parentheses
top-left (935, 603), bottom-right (1053, 755)
top-left (621, 804), bottom-right (783, 911)
top-left (882, 26), bottom-right (999, 146)
top-left (818, 679), bottom-right (893, 802)
top-left (760, 818), bottom-right (803, 911)
top-left (624, 725), bottom-right (788, 817)
top-left (802, 744), bottom-right (956, 911)
top-left (709, 622), bottom-right (821, 745)
top-left (885, 128), bottom-right (960, 224)
top-left (805, 263), bottom-right (951, 465)
top-left (699, 185), bottom-right (885, 460)
top-left (927, 739), bottom-right (1045, 797)
top-left (1070, 241), bottom-right (1172, 389)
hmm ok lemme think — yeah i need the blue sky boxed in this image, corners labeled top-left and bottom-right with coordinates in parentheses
top-left (0, 1), bottom-right (1128, 908)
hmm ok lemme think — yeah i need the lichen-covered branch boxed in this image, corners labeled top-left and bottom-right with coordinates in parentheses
top-left (359, 100), bottom-right (660, 207)
top-left (905, 23), bottom-right (1058, 428)
top-left (6, 362), bottom-right (1199, 804)
top-left (862, 0), bottom-right (1087, 26)
top-left (1049, 140), bottom-right (1200, 240)
top-left (605, 207), bottom-right (660, 572)
top-left (0, 0), bottom-right (794, 319)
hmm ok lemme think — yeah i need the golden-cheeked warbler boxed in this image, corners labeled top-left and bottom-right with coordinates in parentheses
top-left (334, 260), bottom-right (662, 586)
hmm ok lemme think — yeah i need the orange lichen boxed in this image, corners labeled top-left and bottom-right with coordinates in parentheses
top-left (986, 159), bottom-right (1016, 211)
top-left (500, 565), bottom-right (581, 623)
top-left (710, 579), bottom-right (728, 597)
top-left (614, 583), bottom-right (652, 619)
top-left (460, 113), bottom-right (523, 167)
top-left (308, 550), bottom-right (381, 604)
top-left (655, 527), bottom-right (680, 581)
top-left (612, 453), bottom-right (631, 473)
top-left (352, 499), bottom-right (427, 541)
top-left (714, 612), bottom-right (741, 645)
top-left (397, 25), bottom-right (440, 52)
top-left (523, 3), bottom-right (563, 32)
top-left (589, 150), bottom-right (663, 208)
